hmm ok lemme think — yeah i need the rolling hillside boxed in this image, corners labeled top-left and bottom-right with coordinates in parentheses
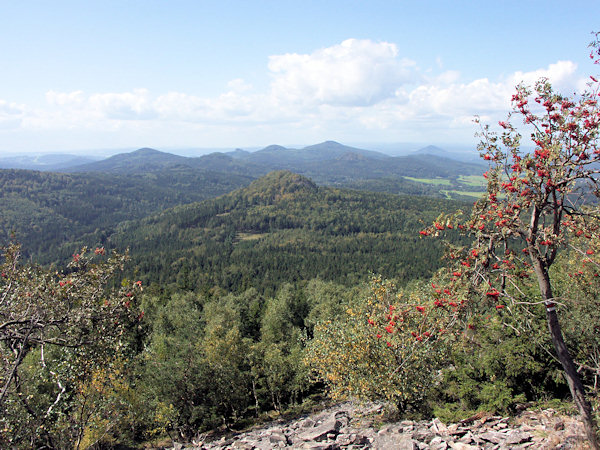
top-left (110, 170), bottom-right (467, 294)
top-left (0, 168), bottom-right (253, 261)
top-left (63, 141), bottom-right (486, 197)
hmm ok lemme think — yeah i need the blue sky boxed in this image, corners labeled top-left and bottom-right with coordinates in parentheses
top-left (1, 0), bottom-right (599, 155)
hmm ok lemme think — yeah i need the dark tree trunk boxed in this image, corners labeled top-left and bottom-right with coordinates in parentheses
top-left (534, 260), bottom-right (599, 448)
top-left (546, 307), bottom-right (598, 448)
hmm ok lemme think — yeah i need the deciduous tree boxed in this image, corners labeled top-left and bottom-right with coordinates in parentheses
top-left (0, 243), bottom-right (142, 447)
top-left (423, 36), bottom-right (600, 446)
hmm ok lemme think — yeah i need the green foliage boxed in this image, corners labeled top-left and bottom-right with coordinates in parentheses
top-left (305, 277), bottom-right (455, 413)
top-left (201, 296), bottom-right (252, 425)
top-left (552, 249), bottom-right (600, 409)
top-left (0, 168), bottom-right (252, 262)
top-left (258, 285), bottom-right (311, 410)
top-left (304, 278), bottom-right (368, 333)
top-left (138, 292), bottom-right (217, 438)
top-left (431, 312), bottom-right (565, 422)
top-left (114, 171), bottom-right (466, 294)
top-left (0, 243), bottom-right (142, 448)
top-left (133, 281), bottom-right (348, 440)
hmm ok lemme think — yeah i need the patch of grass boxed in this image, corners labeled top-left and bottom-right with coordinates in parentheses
top-left (442, 190), bottom-right (485, 199)
top-left (530, 398), bottom-right (578, 415)
top-left (457, 175), bottom-right (487, 187)
top-left (404, 177), bottom-right (452, 186)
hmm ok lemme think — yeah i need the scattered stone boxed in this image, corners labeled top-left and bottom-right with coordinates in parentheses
top-left (377, 425), bottom-right (395, 434)
top-left (479, 430), bottom-right (508, 443)
top-left (447, 425), bottom-right (468, 437)
top-left (449, 443), bottom-right (479, 450)
top-left (431, 418), bottom-right (448, 434)
top-left (412, 428), bottom-right (435, 443)
top-left (504, 431), bottom-right (533, 445)
top-left (372, 435), bottom-right (418, 449)
top-left (269, 432), bottom-right (288, 445)
top-left (429, 436), bottom-right (449, 450)
top-left (299, 418), bottom-right (316, 428)
top-left (457, 430), bottom-right (476, 443)
top-left (298, 415), bottom-right (342, 442)
top-left (165, 401), bottom-right (588, 449)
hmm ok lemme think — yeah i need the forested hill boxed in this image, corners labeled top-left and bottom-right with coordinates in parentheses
top-left (0, 168), bottom-right (253, 261)
top-left (65, 142), bottom-right (485, 190)
top-left (111, 170), bottom-right (467, 294)
top-left (62, 147), bottom-right (191, 173)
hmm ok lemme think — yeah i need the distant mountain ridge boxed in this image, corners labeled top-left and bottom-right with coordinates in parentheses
top-left (413, 145), bottom-right (447, 156)
top-left (412, 145), bottom-right (481, 163)
top-left (65, 147), bottom-right (190, 173)
top-left (62, 141), bottom-right (484, 184)
top-left (0, 153), bottom-right (98, 171)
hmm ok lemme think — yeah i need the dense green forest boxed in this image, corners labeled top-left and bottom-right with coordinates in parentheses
top-left (110, 171), bottom-right (466, 294)
top-left (0, 168), bottom-right (253, 261)
top-left (0, 144), bottom-right (486, 266)
top-left (1, 161), bottom-right (598, 447)
top-left (0, 167), bottom-right (468, 291)
top-left (1, 168), bottom-right (475, 446)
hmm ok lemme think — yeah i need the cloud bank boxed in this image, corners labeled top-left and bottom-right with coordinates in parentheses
top-left (0, 39), bottom-right (586, 150)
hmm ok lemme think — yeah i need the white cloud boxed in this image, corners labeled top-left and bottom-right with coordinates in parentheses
top-left (153, 92), bottom-right (209, 121)
top-left (0, 100), bottom-right (25, 117)
top-left (508, 60), bottom-right (579, 92)
top-left (268, 39), bottom-right (416, 107)
top-left (88, 89), bottom-right (156, 120)
top-left (408, 78), bottom-right (511, 118)
top-left (227, 78), bottom-right (253, 92)
top-left (46, 90), bottom-right (86, 108)
top-left (389, 60), bottom-right (583, 130)
top-left (0, 100), bottom-right (26, 130)
top-left (1, 40), bottom-right (591, 150)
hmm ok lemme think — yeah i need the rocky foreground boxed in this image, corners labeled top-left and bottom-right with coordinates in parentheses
top-left (167, 401), bottom-right (591, 449)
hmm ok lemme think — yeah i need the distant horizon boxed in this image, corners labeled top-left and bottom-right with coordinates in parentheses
top-left (0, 140), bottom-right (480, 159)
top-left (1, 2), bottom-right (597, 156)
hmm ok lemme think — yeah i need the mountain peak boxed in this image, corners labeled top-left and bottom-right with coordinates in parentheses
top-left (320, 140), bottom-right (343, 147)
top-left (413, 145), bottom-right (446, 156)
top-left (131, 147), bottom-right (163, 155)
top-left (301, 141), bottom-right (389, 160)
top-left (260, 144), bottom-right (288, 153)
top-left (244, 171), bottom-right (318, 203)
top-left (303, 141), bottom-right (345, 151)
top-left (226, 148), bottom-right (251, 158)
top-left (67, 147), bottom-right (188, 173)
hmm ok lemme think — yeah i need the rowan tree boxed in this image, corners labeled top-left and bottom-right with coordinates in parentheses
top-left (305, 276), bottom-right (457, 411)
top-left (422, 37), bottom-right (600, 446)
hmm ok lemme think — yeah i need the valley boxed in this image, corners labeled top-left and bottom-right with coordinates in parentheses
top-left (1, 140), bottom-right (596, 448)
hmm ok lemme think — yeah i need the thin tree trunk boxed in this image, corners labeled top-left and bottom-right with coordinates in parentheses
top-left (0, 325), bottom-right (33, 406)
top-left (534, 261), bottom-right (599, 448)
top-left (546, 308), bottom-right (598, 448)
top-left (252, 378), bottom-right (259, 417)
